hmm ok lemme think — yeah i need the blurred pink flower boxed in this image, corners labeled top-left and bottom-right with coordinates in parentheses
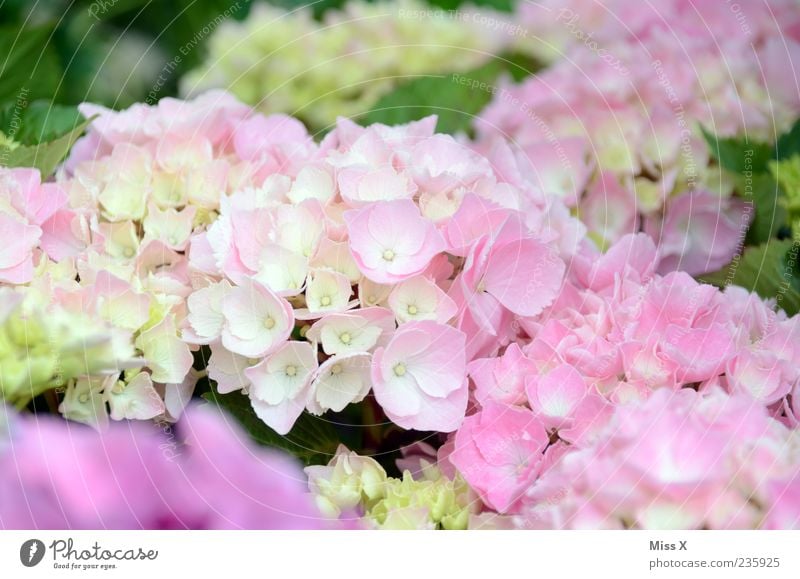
top-left (0, 404), bottom-right (328, 529)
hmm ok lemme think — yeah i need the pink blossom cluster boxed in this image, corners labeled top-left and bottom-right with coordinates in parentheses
top-left (3, 93), bottom-right (269, 428)
top-left (0, 404), bottom-right (328, 529)
top-left (2, 89), bottom-right (800, 529)
top-left (0, 168), bottom-right (78, 284)
top-left (4, 92), bottom-right (579, 435)
top-left (441, 232), bottom-right (800, 526)
top-left (478, 0), bottom-right (800, 274)
top-left (517, 387), bottom-right (800, 529)
top-left (182, 111), bottom-right (579, 435)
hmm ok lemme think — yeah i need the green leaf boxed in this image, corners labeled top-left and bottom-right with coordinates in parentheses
top-left (783, 242), bottom-right (800, 295)
top-left (0, 100), bottom-right (82, 146)
top-left (202, 384), bottom-right (340, 466)
top-left (362, 54), bottom-right (540, 134)
top-left (740, 173), bottom-right (787, 245)
top-left (700, 239), bottom-right (800, 316)
top-left (701, 125), bottom-right (774, 173)
top-left (269, 0), bottom-right (514, 18)
top-left (0, 116), bottom-right (93, 178)
top-left (775, 117), bottom-right (800, 161)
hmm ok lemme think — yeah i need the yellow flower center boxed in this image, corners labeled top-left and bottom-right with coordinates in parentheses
top-left (285, 365), bottom-right (297, 377)
top-left (264, 317), bottom-right (276, 329)
top-left (320, 295), bottom-right (332, 307)
top-left (330, 364), bottom-right (343, 376)
top-left (382, 249), bottom-right (395, 262)
top-left (393, 363), bottom-right (407, 377)
top-left (340, 332), bottom-right (351, 344)
top-left (407, 304), bottom-right (418, 316)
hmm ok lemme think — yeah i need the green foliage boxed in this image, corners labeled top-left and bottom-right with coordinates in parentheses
top-left (362, 53), bottom-right (540, 134)
top-left (270, 0), bottom-right (514, 17)
top-left (741, 173), bottom-right (786, 246)
top-left (776, 118), bottom-right (800, 160)
top-left (0, 0), bottom-right (258, 108)
top-left (0, 22), bottom-right (62, 104)
top-left (202, 384), bottom-right (340, 465)
top-left (701, 120), bottom-right (800, 245)
top-left (0, 101), bottom-right (83, 146)
top-left (0, 116), bottom-right (93, 178)
top-left (701, 239), bottom-right (800, 316)
top-left (701, 126), bottom-right (773, 174)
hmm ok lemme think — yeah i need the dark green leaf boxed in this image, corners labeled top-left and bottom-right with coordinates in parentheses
top-left (269, 0), bottom-right (514, 18)
top-left (784, 241), bottom-right (800, 294)
top-left (701, 125), bottom-right (773, 173)
top-left (740, 173), bottom-right (787, 245)
top-left (775, 117), bottom-right (800, 161)
top-left (700, 239), bottom-right (800, 316)
top-left (202, 384), bottom-right (340, 466)
top-left (0, 100), bottom-right (82, 146)
top-left (362, 54), bottom-right (541, 134)
top-left (422, 0), bottom-right (513, 10)
top-left (0, 116), bottom-right (93, 177)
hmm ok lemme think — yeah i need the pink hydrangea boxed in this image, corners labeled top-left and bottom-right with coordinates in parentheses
top-left (174, 111), bottom-right (572, 435)
top-left (516, 388), bottom-right (800, 529)
top-left (450, 401), bottom-right (550, 513)
top-left (0, 168), bottom-right (78, 283)
top-left (344, 199), bottom-right (445, 284)
top-left (0, 404), bottom-right (330, 529)
top-left (476, 0), bottom-right (800, 275)
top-left (372, 321), bottom-right (468, 432)
top-left (5, 85), bottom-right (800, 531)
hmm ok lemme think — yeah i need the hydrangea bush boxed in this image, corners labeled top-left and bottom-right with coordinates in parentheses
top-left (2, 0), bottom-right (800, 530)
top-left (181, 0), bottom-right (518, 131)
top-left (476, 0), bottom-right (800, 274)
top-left (1, 85), bottom-right (799, 529)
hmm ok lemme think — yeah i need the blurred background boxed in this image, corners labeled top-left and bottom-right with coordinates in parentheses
top-left (0, 0), bottom-right (514, 109)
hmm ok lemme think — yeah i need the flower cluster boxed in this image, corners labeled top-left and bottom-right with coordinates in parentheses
top-left (0, 404), bottom-right (329, 529)
top-left (3, 82), bottom-right (800, 529)
top-left (181, 0), bottom-right (516, 131)
top-left (436, 232), bottom-right (800, 520)
top-left (476, 0), bottom-right (800, 275)
top-left (8, 92), bottom-right (261, 428)
top-left (0, 286), bottom-right (135, 410)
top-left (0, 168), bottom-right (76, 284)
top-left (306, 444), bottom-right (477, 529)
top-left (182, 108), bottom-right (578, 435)
top-left (516, 387), bottom-right (800, 530)
top-left (306, 236), bottom-right (800, 529)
